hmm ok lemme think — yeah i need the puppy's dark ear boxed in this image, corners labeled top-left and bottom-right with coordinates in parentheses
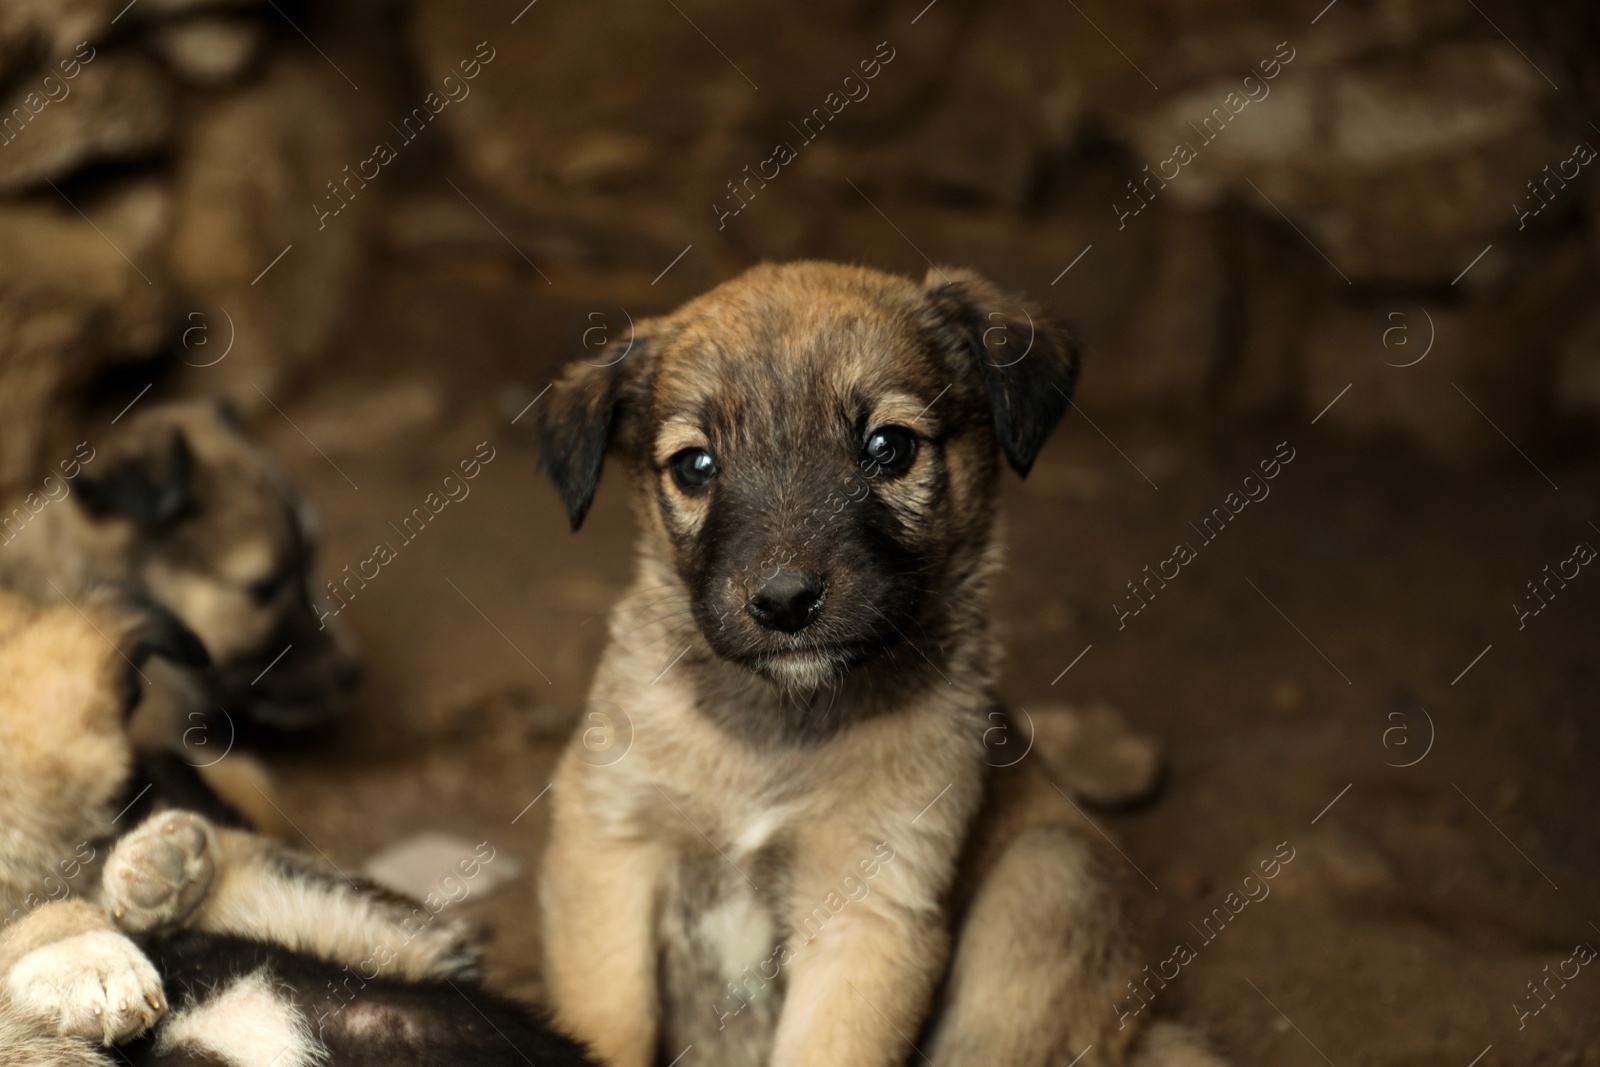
top-left (75, 429), bottom-right (194, 528)
top-left (923, 267), bottom-right (1080, 478)
top-left (120, 592), bottom-right (211, 670)
top-left (535, 337), bottom-right (649, 531)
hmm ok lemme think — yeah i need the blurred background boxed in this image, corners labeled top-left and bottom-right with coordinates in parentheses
top-left (2, 0), bottom-right (1598, 1063)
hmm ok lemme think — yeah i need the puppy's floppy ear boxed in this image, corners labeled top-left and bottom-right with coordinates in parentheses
top-left (75, 428), bottom-right (194, 528)
top-left (535, 334), bottom-right (650, 531)
top-left (120, 592), bottom-right (211, 670)
top-left (923, 267), bottom-right (1080, 477)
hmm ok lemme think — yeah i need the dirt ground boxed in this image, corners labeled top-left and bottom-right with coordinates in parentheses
top-left (228, 251), bottom-right (1600, 1067)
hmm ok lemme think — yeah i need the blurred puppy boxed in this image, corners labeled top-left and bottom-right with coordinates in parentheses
top-left (0, 588), bottom-right (593, 1066)
top-left (0, 591), bottom-right (207, 1045)
top-left (536, 262), bottom-right (1223, 1067)
top-left (0, 401), bottom-right (361, 736)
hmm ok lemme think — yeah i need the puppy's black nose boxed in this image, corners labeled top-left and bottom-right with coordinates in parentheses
top-left (748, 571), bottom-right (825, 634)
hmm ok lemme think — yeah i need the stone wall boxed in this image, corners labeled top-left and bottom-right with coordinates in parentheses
top-left (1, 0), bottom-right (1593, 488)
top-left (404, 0), bottom-right (1600, 457)
top-left (0, 0), bottom-right (383, 486)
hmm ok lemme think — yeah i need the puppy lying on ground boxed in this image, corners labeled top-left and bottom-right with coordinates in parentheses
top-left (0, 587), bottom-right (593, 1066)
top-left (536, 262), bottom-right (1224, 1067)
top-left (0, 401), bottom-right (361, 736)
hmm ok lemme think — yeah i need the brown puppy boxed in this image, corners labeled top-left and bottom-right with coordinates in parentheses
top-left (0, 401), bottom-right (361, 736)
top-left (535, 262), bottom-right (1222, 1067)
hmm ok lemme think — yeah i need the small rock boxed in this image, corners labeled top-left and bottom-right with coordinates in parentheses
top-left (362, 831), bottom-right (521, 903)
top-left (147, 15), bottom-right (266, 87)
top-left (1028, 702), bottom-right (1163, 806)
top-left (557, 132), bottom-right (659, 189)
top-left (1273, 829), bottom-right (1399, 903)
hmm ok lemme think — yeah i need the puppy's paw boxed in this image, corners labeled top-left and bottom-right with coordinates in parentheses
top-left (104, 809), bottom-right (219, 934)
top-left (4, 930), bottom-right (167, 1045)
top-left (378, 915), bottom-right (483, 981)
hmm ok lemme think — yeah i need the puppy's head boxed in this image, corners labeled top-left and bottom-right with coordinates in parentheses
top-left (71, 402), bottom-right (361, 729)
top-left (0, 588), bottom-right (207, 870)
top-left (538, 262), bottom-right (1077, 691)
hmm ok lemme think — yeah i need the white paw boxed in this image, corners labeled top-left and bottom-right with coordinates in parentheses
top-left (4, 930), bottom-right (167, 1044)
top-left (103, 809), bottom-right (219, 934)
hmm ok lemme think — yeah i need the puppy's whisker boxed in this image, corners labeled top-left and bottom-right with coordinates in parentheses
top-left (612, 602), bottom-right (696, 642)
top-left (609, 581), bottom-right (685, 608)
top-left (616, 617), bottom-right (698, 657)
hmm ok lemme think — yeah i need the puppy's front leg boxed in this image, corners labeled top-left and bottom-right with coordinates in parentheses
top-left (541, 763), bottom-right (665, 1067)
top-left (769, 903), bottom-right (947, 1067)
top-left (1, 900), bottom-right (166, 1044)
top-left (106, 809), bottom-right (479, 979)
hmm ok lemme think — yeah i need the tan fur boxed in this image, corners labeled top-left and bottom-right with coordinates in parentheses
top-left (0, 588), bottom-right (470, 1055)
top-left (0, 589), bottom-right (200, 1050)
top-left (0, 901), bottom-right (120, 974)
top-left (0, 400), bottom-right (359, 737)
top-left (182, 824), bottom-right (478, 980)
top-left (197, 755), bottom-right (295, 840)
top-left (0, 593), bottom-right (138, 923)
top-left (0, 1003), bottom-right (108, 1067)
top-left (539, 263), bottom-right (1221, 1067)
top-left (0, 403), bottom-right (290, 659)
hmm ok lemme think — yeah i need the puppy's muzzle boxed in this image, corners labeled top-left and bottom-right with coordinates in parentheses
top-left (747, 569), bottom-right (826, 635)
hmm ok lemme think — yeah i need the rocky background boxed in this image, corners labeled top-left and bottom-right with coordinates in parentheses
top-left (1, 0), bottom-right (1597, 484)
top-left (3, 4), bottom-right (1599, 1065)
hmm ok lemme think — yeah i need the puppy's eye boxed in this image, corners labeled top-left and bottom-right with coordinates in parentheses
top-left (863, 426), bottom-right (917, 475)
top-left (246, 574), bottom-right (287, 605)
top-left (669, 448), bottom-right (719, 492)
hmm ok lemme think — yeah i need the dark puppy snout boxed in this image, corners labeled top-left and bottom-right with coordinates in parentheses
top-left (747, 570), bottom-right (826, 634)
